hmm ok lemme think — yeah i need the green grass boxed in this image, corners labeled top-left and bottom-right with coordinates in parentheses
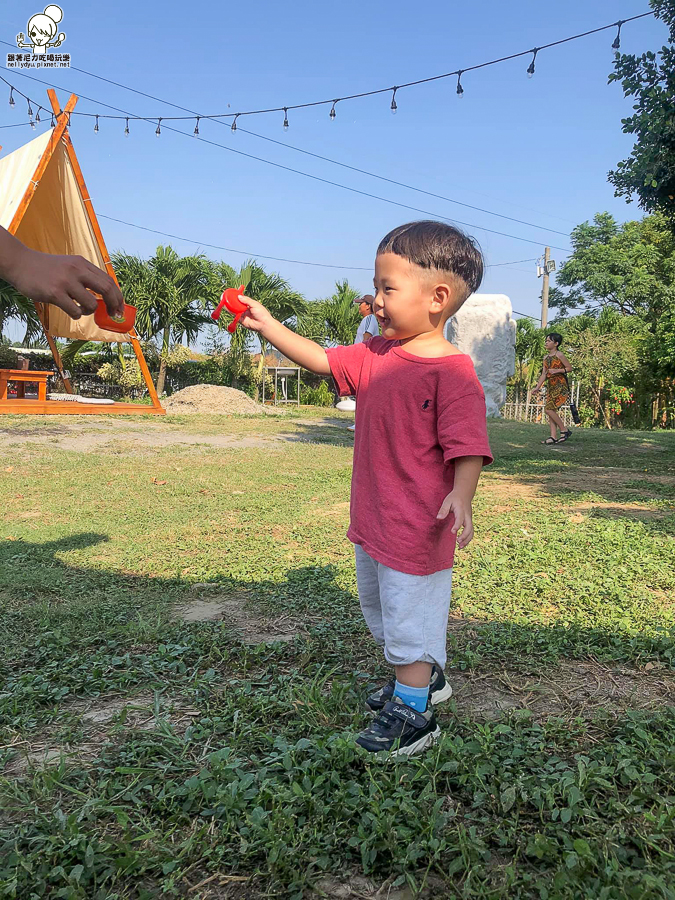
top-left (0, 415), bottom-right (674, 899)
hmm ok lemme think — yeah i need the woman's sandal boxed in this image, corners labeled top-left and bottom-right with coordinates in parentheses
top-left (558, 430), bottom-right (572, 442)
top-left (541, 437), bottom-right (558, 444)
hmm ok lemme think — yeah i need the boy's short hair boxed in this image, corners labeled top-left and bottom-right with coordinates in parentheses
top-left (377, 220), bottom-right (484, 303)
top-left (547, 332), bottom-right (563, 347)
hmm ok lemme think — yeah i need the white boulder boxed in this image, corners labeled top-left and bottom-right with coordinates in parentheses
top-left (445, 294), bottom-right (516, 418)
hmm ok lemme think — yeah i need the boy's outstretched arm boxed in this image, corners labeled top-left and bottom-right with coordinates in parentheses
top-left (239, 294), bottom-right (331, 376)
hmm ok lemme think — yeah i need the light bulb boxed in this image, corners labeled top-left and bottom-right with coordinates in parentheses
top-left (231, 115), bottom-right (239, 132)
top-left (27, 101), bottom-right (33, 117)
top-left (329, 102), bottom-right (337, 121)
top-left (527, 62), bottom-right (535, 78)
top-left (124, 118), bottom-right (130, 137)
top-left (612, 22), bottom-right (623, 50)
top-left (156, 118), bottom-right (161, 137)
top-left (194, 117), bottom-right (200, 136)
top-left (30, 119), bottom-right (36, 130)
top-left (35, 108), bottom-right (41, 123)
top-left (390, 88), bottom-right (398, 115)
top-left (283, 108), bottom-right (289, 130)
top-left (9, 88), bottom-right (15, 108)
top-left (94, 115), bottom-right (99, 133)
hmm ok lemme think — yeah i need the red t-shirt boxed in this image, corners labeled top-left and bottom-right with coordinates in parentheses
top-left (327, 337), bottom-right (493, 575)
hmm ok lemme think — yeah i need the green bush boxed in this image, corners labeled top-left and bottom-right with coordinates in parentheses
top-left (300, 380), bottom-right (334, 407)
top-left (0, 344), bottom-right (20, 368)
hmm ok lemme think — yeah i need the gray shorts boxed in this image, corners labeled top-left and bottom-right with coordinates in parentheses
top-left (354, 544), bottom-right (453, 669)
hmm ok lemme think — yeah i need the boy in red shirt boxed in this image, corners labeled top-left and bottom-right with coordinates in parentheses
top-left (239, 220), bottom-right (492, 757)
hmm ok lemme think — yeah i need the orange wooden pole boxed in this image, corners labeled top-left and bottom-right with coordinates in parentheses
top-left (46, 91), bottom-right (163, 410)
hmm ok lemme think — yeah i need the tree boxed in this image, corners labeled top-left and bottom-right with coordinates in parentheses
top-left (209, 259), bottom-right (306, 394)
top-left (514, 318), bottom-right (545, 387)
top-left (0, 278), bottom-right (42, 343)
top-left (296, 280), bottom-right (362, 347)
top-left (111, 246), bottom-right (213, 394)
top-left (562, 311), bottom-right (645, 428)
top-left (608, 0), bottom-right (675, 217)
top-left (551, 212), bottom-right (675, 324)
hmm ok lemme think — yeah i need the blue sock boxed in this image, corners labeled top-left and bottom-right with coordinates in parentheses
top-left (393, 680), bottom-right (429, 712)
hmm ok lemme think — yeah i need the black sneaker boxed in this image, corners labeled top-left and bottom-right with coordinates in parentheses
top-left (365, 666), bottom-right (453, 713)
top-left (356, 698), bottom-right (440, 758)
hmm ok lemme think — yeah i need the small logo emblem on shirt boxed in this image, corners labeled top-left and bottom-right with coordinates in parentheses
top-left (422, 399), bottom-right (432, 410)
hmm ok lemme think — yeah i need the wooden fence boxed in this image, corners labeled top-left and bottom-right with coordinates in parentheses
top-left (501, 382), bottom-right (580, 427)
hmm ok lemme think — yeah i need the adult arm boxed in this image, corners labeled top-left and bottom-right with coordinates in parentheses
top-left (532, 364), bottom-right (547, 393)
top-left (0, 226), bottom-right (124, 319)
top-left (239, 293), bottom-right (331, 376)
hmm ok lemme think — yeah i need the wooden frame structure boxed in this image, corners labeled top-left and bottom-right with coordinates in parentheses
top-left (0, 90), bottom-right (164, 416)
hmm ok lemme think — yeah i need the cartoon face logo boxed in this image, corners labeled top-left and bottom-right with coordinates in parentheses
top-left (17, 6), bottom-right (66, 55)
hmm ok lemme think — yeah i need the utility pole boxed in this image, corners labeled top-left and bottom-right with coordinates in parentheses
top-left (537, 247), bottom-right (555, 329)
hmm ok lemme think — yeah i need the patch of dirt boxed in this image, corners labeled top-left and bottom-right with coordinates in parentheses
top-left (164, 384), bottom-right (280, 416)
top-left (174, 591), bottom-right (306, 643)
top-left (570, 501), bottom-right (671, 521)
top-left (447, 660), bottom-right (675, 721)
top-left (312, 875), bottom-right (443, 900)
top-left (3, 692), bottom-right (199, 776)
top-left (483, 476), bottom-right (542, 501)
top-left (548, 467), bottom-right (675, 498)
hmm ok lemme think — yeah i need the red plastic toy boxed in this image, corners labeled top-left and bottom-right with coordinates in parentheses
top-left (94, 298), bottom-right (136, 334)
top-left (211, 285), bottom-right (247, 333)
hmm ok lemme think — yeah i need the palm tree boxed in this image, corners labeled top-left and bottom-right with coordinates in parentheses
top-left (0, 278), bottom-right (42, 344)
top-left (112, 246), bottom-right (214, 394)
top-left (296, 279), bottom-right (361, 347)
top-left (210, 259), bottom-right (306, 386)
top-left (515, 318), bottom-right (545, 388)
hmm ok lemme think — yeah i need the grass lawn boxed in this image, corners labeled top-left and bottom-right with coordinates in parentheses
top-left (1, 413), bottom-right (674, 899)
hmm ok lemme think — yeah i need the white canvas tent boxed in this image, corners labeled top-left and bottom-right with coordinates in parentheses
top-left (0, 90), bottom-right (163, 415)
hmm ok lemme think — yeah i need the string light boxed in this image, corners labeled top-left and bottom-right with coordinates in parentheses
top-left (35, 107), bottom-right (41, 123)
top-left (283, 107), bottom-right (289, 130)
top-left (27, 99), bottom-right (35, 129)
top-left (124, 117), bottom-right (130, 137)
top-left (527, 48), bottom-right (538, 78)
top-left (94, 114), bottom-right (99, 133)
top-left (155, 117), bottom-right (161, 137)
top-left (0, 9), bottom-right (655, 143)
top-left (193, 116), bottom-right (199, 136)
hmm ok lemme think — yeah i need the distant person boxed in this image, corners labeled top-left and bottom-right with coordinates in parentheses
top-left (532, 332), bottom-right (573, 444)
top-left (354, 294), bottom-right (379, 344)
top-left (0, 225), bottom-right (124, 320)
top-left (346, 295), bottom-right (380, 430)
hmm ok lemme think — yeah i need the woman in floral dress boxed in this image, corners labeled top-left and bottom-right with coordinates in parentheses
top-left (533, 333), bottom-right (573, 444)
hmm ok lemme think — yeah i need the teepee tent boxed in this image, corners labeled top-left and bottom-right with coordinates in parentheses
top-left (0, 90), bottom-right (163, 414)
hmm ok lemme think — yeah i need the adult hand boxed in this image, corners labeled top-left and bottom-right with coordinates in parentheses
top-left (238, 295), bottom-right (274, 334)
top-left (436, 491), bottom-right (474, 548)
top-left (10, 247), bottom-right (125, 320)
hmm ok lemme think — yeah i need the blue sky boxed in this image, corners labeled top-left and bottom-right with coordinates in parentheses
top-left (1, 0), bottom-right (666, 344)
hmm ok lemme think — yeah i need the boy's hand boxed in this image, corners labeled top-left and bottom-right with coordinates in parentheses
top-left (238, 295), bottom-right (274, 334)
top-left (436, 491), bottom-right (474, 548)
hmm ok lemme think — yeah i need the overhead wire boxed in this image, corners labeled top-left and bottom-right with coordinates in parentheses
top-left (1, 12), bottom-right (653, 122)
top-left (0, 70), bottom-right (572, 252)
top-left (99, 213), bottom-right (539, 272)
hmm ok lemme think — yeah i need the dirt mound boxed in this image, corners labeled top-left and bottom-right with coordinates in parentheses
top-left (164, 384), bottom-right (272, 416)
